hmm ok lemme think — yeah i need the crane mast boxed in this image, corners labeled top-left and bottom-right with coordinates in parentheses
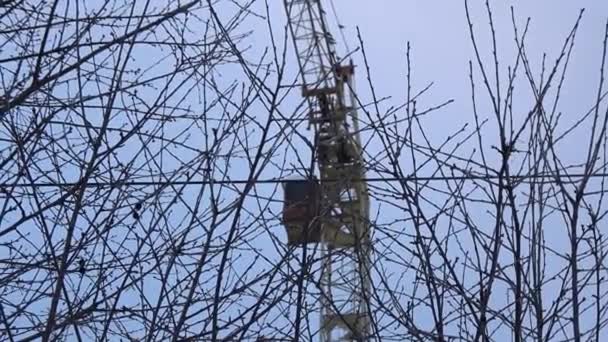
top-left (282, 1), bottom-right (371, 340)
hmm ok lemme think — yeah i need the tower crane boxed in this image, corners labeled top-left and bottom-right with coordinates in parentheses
top-left (281, 1), bottom-right (372, 340)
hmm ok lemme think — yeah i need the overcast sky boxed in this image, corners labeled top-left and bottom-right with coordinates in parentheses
top-left (336, 1), bottom-right (608, 100)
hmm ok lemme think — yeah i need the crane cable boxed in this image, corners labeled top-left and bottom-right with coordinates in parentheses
top-left (328, 0), bottom-right (351, 54)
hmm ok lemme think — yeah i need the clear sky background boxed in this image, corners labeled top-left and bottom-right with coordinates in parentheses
top-left (329, 1), bottom-right (608, 145)
top-left (336, 1), bottom-right (608, 100)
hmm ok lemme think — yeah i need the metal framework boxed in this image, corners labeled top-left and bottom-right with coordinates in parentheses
top-left (283, 1), bottom-right (371, 340)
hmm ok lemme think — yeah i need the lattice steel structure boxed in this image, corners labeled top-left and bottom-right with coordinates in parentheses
top-left (282, 1), bottom-right (371, 340)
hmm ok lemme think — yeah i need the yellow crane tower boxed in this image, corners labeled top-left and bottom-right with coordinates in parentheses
top-left (281, 1), bottom-right (372, 340)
